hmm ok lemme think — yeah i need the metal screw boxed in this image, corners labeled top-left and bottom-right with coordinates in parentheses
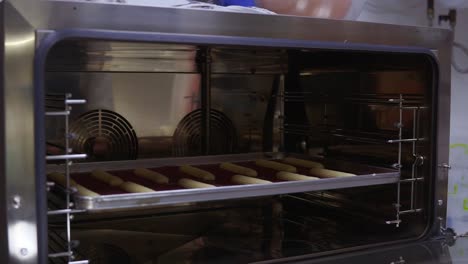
top-left (438, 200), bottom-right (444, 206)
top-left (69, 215), bottom-right (74, 220)
top-left (12, 195), bottom-right (21, 209)
top-left (20, 248), bottom-right (28, 256)
top-left (69, 202), bottom-right (74, 207)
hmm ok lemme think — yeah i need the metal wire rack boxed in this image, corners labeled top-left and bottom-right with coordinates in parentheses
top-left (46, 93), bottom-right (88, 264)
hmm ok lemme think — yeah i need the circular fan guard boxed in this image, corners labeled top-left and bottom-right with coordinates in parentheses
top-left (69, 109), bottom-right (138, 161)
top-left (173, 109), bottom-right (237, 156)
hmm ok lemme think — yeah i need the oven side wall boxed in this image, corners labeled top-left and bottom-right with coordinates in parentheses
top-left (2, 2), bottom-right (43, 264)
top-left (0, 2), bottom-right (6, 264)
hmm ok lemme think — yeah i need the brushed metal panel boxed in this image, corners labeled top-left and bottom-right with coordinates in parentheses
top-left (3, 2), bottom-right (39, 264)
top-left (47, 40), bottom-right (199, 73)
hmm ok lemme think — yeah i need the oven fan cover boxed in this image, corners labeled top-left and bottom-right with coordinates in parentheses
top-left (173, 109), bottom-right (237, 156)
top-left (69, 109), bottom-right (138, 161)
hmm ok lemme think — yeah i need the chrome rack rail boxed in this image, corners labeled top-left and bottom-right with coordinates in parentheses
top-left (385, 95), bottom-right (426, 227)
top-left (282, 92), bottom-right (425, 106)
top-left (282, 91), bottom-right (426, 227)
top-left (46, 94), bottom-right (88, 264)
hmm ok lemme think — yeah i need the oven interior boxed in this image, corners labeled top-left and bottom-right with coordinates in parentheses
top-left (44, 39), bottom-right (436, 263)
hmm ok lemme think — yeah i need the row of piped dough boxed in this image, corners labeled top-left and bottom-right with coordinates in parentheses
top-left (47, 157), bottom-right (355, 196)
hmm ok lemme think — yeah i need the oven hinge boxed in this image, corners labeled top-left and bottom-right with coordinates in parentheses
top-left (437, 163), bottom-right (451, 235)
top-left (438, 224), bottom-right (457, 248)
top-left (438, 163), bottom-right (451, 170)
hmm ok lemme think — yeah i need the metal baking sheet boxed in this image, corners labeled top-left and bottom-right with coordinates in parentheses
top-left (47, 153), bottom-right (400, 212)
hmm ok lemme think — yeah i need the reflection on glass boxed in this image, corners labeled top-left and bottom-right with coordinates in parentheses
top-left (256, 0), bottom-right (352, 19)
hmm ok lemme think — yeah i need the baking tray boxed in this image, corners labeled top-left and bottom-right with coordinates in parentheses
top-left (46, 153), bottom-right (400, 212)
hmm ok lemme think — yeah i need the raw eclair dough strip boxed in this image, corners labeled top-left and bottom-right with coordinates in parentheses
top-left (220, 162), bottom-right (258, 177)
top-left (134, 168), bottom-right (169, 184)
top-left (309, 168), bottom-right (356, 178)
top-left (120, 181), bottom-right (155, 193)
top-left (276, 171), bottom-right (319, 181)
top-left (255, 159), bottom-right (297, 173)
top-left (48, 172), bottom-right (99, 197)
top-left (231, 175), bottom-right (272, 185)
top-left (73, 184), bottom-right (99, 197)
top-left (178, 178), bottom-right (215, 189)
top-left (91, 169), bottom-right (124, 186)
top-left (48, 172), bottom-right (77, 186)
top-left (179, 165), bottom-right (215, 181)
top-left (282, 157), bottom-right (324, 169)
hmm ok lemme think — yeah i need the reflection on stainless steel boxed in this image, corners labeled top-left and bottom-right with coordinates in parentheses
top-left (256, 0), bottom-right (352, 19)
top-left (8, 221), bottom-right (38, 262)
top-left (46, 41), bottom-right (199, 73)
top-left (3, 2), bottom-right (40, 264)
top-left (4, 35), bottom-right (34, 47)
top-left (211, 48), bottom-right (287, 74)
top-left (46, 41), bottom-right (288, 74)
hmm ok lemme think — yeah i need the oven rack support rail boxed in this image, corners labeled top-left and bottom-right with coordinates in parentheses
top-left (385, 94), bottom-right (425, 227)
top-left (278, 90), bottom-right (427, 227)
top-left (46, 93), bottom-right (89, 264)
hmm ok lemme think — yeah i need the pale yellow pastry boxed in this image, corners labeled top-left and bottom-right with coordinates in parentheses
top-left (282, 157), bottom-right (324, 169)
top-left (276, 171), bottom-right (319, 181)
top-left (178, 178), bottom-right (216, 189)
top-left (179, 165), bottom-right (215, 181)
top-left (255, 159), bottom-right (297, 173)
top-left (309, 168), bottom-right (356, 178)
top-left (231, 175), bottom-right (272, 185)
top-left (91, 169), bottom-right (124, 186)
top-left (120, 181), bottom-right (155, 193)
top-left (220, 162), bottom-right (258, 177)
top-left (134, 168), bottom-right (169, 184)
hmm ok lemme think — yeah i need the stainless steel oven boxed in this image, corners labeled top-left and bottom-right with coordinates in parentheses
top-left (1, 1), bottom-right (453, 264)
